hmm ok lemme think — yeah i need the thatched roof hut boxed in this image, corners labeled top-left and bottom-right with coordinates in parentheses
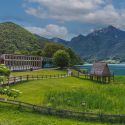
top-left (90, 62), bottom-right (111, 77)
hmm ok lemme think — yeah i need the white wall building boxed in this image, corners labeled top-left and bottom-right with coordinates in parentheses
top-left (0, 54), bottom-right (43, 71)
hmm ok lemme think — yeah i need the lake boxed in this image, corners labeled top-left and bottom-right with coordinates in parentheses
top-left (77, 64), bottom-right (125, 76)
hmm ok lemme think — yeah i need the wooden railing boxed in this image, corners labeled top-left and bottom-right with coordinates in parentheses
top-left (0, 74), bottom-right (68, 87)
top-left (71, 66), bottom-right (114, 83)
top-left (0, 98), bottom-right (125, 123)
top-left (72, 66), bottom-right (87, 74)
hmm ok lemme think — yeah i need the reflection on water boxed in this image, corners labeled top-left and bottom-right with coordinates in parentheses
top-left (76, 64), bottom-right (125, 76)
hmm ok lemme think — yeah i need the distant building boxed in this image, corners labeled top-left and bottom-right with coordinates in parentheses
top-left (0, 54), bottom-right (43, 71)
top-left (42, 57), bottom-right (54, 68)
top-left (90, 62), bottom-right (113, 83)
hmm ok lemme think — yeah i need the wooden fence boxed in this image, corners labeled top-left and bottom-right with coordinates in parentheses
top-left (71, 66), bottom-right (114, 83)
top-left (0, 74), bottom-right (68, 87)
top-left (0, 98), bottom-right (125, 123)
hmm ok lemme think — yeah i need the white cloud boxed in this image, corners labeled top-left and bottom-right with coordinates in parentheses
top-left (26, 24), bottom-right (69, 39)
top-left (24, 0), bottom-right (125, 27)
top-left (25, 0), bottom-right (105, 21)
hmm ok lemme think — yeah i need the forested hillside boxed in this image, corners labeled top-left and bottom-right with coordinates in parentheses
top-left (0, 22), bottom-right (45, 55)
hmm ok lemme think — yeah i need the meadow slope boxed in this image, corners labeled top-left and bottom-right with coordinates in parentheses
top-left (0, 69), bottom-right (125, 125)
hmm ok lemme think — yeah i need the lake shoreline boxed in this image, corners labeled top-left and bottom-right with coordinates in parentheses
top-left (76, 64), bottom-right (125, 75)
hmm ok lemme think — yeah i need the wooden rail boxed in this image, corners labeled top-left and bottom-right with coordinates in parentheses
top-left (0, 74), bottom-right (68, 87)
top-left (72, 66), bottom-right (114, 83)
top-left (0, 98), bottom-right (125, 123)
top-left (72, 66), bottom-right (87, 74)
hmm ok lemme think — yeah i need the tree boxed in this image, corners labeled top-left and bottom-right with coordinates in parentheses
top-left (53, 50), bottom-right (70, 69)
top-left (0, 64), bottom-right (11, 77)
top-left (65, 48), bottom-right (82, 66)
top-left (43, 43), bottom-right (65, 57)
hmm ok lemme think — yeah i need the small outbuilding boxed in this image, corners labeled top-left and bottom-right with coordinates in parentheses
top-left (89, 62), bottom-right (113, 83)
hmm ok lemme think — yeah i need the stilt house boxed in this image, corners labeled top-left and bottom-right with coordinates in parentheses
top-left (90, 62), bottom-right (113, 83)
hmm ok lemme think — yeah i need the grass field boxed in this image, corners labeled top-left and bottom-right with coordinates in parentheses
top-left (1, 69), bottom-right (125, 125)
top-left (11, 69), bottom-right (67, 76)
top-left (9, 76), bottom-right (125, 114)
top-left (0, 104), bottom-right (121, 125)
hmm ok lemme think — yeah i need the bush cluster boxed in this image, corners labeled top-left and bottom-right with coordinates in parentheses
top-left (0, 64), bottom-right (11, 77)
top-left (0, 87), bottom-right (22, 99)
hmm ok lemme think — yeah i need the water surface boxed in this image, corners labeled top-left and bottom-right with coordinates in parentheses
top-left (77, 64), bottom-right (125, 76)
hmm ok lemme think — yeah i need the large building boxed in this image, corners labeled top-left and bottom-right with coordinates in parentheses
top-left (0, 54), bottom-right (43, 71)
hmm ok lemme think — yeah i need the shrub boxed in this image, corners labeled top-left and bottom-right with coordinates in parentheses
top-left (0, 87), bottom-right (22, 99)
top-left (0, 64), bottom-right (11, 77)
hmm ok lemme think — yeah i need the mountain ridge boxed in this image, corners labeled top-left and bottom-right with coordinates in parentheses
top-left (53, 25), bottom-right (125, 62)
top-left (1, 21), bottom-right (125, 62)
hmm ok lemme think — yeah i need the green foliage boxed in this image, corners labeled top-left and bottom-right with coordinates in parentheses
top-left (42, 43), bottom-right (82, 66)
top-left (65, 48), bottom-right (83, 66)
top-left (53, 50), bottom-right (70, 68)
top-left (0, 22), bottom-right (45, 55)
top-left (0, 76), bottom-right (6, 84)
top-left (0, 87), bottom-right (22, 99)
top-left (43, 42), bottom-right (65, 57)
top-left (0, 64), bottom-right (10, 77)
top-left (0, 22), bottom-right (83, 62)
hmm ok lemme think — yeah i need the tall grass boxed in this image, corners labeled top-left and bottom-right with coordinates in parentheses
top-left (43, 85), bottom-right (125, 114)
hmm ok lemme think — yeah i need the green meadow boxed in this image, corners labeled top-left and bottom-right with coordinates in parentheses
top-left (10, 76), bottom-right (125, 114)
top-left (11, 69), bottom-right (67, 76)
top-left (0, 104), bottom-right (121, 125)
top-left (1, 69), bottom-right (125, 125)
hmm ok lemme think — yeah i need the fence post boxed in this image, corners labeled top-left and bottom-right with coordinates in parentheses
top-left (47, 107), bottom-right (52, 115)
top-left (27, 75), bottom-right (29, 81)
top-left (7, 77), bottom-right (10, 85)
top-left (13, 77), bottom-right (16, 84)
top-left (78, 71), bottom-right (79, 77)
top-left (32, 105), bottom-right (36, 111)
top-left (18, 102), bottom-right (22, 110)
top-left (20, 76), bottom-right (22, 82)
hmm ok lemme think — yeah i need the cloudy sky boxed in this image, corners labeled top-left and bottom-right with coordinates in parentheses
top-left (0, 0), bottom-right (125, 40)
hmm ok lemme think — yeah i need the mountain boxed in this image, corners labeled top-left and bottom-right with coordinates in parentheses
top-left (58, 26), bottom-right (125, 62)
top-left (34, 34), bottom-right (52, 43)
top-left (1, 22), bottom-right (125, 62)
top-left (0, 22), bottom-right (46, 54)
top-left (50, 37), bottom-right (68, 45)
